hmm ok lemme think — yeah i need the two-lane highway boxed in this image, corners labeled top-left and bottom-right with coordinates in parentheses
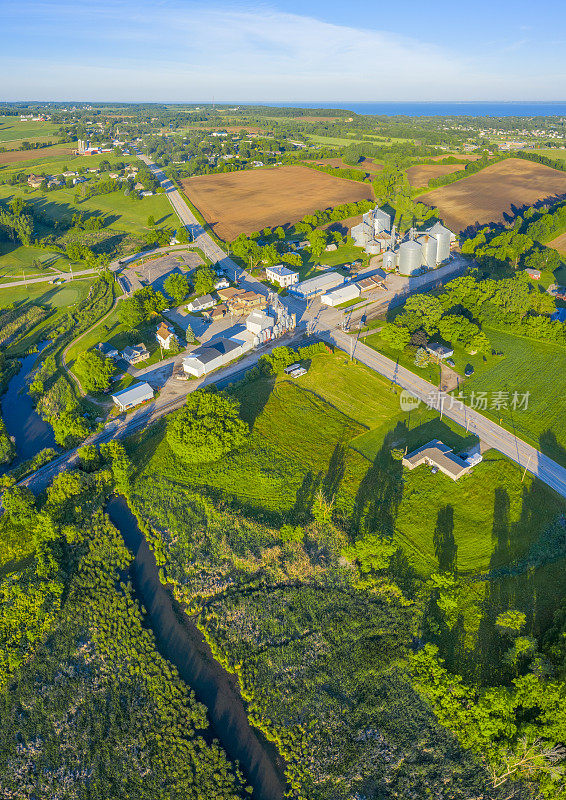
top-left (137, 154), bottom-right (269, 295)
top-left (324, 328), bottom-right (566, 499)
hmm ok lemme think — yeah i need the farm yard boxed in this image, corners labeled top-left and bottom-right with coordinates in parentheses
top-left (417, 158), bottom-right (566, 232)
top-left (180, 164), bottom-right (374, 240)
top-left (406, 162), bottom-right (467, 187)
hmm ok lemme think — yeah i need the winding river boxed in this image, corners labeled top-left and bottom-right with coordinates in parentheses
top-left (1, 342), bottom-right (55, 470)
top-left (106, 495), bottom-right (286, 800)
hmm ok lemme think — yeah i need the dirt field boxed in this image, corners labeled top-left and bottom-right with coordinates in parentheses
top-left (416, 159), bottom-right (566, 233)
top-left (549, 231), bottom-right (566, 255)
top-left (181, 165), bottom-right (374, 240)
top-left (0, 145), bottom-right (74, 166)
top-left (406, 163), bottom-right (465, 187)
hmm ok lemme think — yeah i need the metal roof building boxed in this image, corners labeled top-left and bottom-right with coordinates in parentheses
top-left (111, 382), bottom-right (154, 411)
top-left (288, 271), bottom-right (344, 299)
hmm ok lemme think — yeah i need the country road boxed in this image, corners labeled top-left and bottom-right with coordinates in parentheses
top-left (137, 153), bottom-right (269, 296)
top-left (9, 149), bottom-right (566, 503)
top-left (324, 328), bottom-right (566, 498)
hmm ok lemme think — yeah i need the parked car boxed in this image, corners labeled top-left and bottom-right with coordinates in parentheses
top-left (446, 358), bottom-right (455, 367)
top-left (464, 365), bottom-right (475, 377)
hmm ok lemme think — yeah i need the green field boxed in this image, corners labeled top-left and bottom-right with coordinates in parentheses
top-left (0, 117), bottom-right (60, 146)
top-left (532, 148), bottom-right (566, 163)
top-left (0, 242), bottom-right (72, 280)
top-left (0, 151), bottom-right (136, 176)
top-left (306, 134), bottom-right (364, 146)
top-left (131, 351), bottom-right (566, 583)
top-left (463, 326), bottom-right (566, 457)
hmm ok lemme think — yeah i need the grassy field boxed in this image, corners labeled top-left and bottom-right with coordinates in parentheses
top-left (462, 326), bottom-right (566, 456)
top-left (0, 184), bottom-right (178, 235)
top-left (364, 321), bottom-right (566, 461)
top-left (130, 351), bottom-right (566, 584)
top-left (532, 148), bottom-right (566, 163)
top-left (0, 117), bottom-right (60, 146)
top-left (0, 242), bottom-right (73, 280)
top-left (0, 151), bottom-right (137, 177)
top-left (305, 134), bottom-right (364, 146)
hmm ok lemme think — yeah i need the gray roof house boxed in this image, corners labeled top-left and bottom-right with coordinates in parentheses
top-left (288, 271), bottom-right (344, 299)
top-left (111, 381), bottom-right (154, 411)
top-left (98, 342), bottom-right (120, 359)
top-left (402, 440), bottom-right (471, 481)
top-left (187, 294), bottom-right (216, 313)
top-left (427, 343), bottom-right (454, 360)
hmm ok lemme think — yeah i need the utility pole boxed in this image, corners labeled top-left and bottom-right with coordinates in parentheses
top-left (521, 454), bottom-right (532, 483)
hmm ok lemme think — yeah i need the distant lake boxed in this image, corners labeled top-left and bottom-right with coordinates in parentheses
top-left (230, 101), bottom-right (566, 117)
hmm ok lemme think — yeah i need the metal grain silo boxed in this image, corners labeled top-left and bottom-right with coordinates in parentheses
top-left (426, 222), bottom-right (451, 263)
top-left (398, 240), bottom-right (423, 275)
top-left (383, 249), bottom-right (397, 271)
top-left (417, 234), bottom-right (437, 269)
top-left (373, 207), bottom-right (391, 235)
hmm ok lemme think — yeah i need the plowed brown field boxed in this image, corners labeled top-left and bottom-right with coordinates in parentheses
top-left (417, 159), bottom-right (566, 232)
top-left (549, 232), bottom-right (566, 255)
top-left (406, 163), bottom-right (466, 187)
top-left (181, 165), bottom-right (374, 240)
top-left (0, 145), bottom-right (74, 166)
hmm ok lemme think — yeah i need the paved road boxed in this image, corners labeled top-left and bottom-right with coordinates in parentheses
top-left (0, 266), bottom-right (106, 290)
top-left (323, 328), bottom-right (566, 499)
top-left (137, 154), bottom-right (269, 297)
top-left (20, 331), bottom-right (302, 496)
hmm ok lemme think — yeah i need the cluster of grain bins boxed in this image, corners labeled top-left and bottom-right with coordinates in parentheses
top-left (351, 203), bottom-right (457, 277)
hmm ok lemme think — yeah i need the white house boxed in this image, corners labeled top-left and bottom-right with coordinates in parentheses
top-left (156, 323), bottom-right (177, 350)
top-left (111, 382), bottom-right (154, 411)
top-left (265, 265), bottom-right (299, 288)
top-left (246, 309), bottom-right (275, 336)
top-left (214, 277), bottom-right (230, 290)
top-left (186, 294), bottom-right (216, 313)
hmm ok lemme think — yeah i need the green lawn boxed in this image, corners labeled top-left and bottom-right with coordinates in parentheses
top-left (462, 326), bottom-right (566, 457)
top-left (306, 134), bottom-right (364, 146)
top-left (0, 242), bottom-right (72, 280)
top-left (129, 351), bottom-right (566, 583)
top-left (0, 117), bottom-right (60, 145)
top-left (532, 148), bottom-right (566, 163)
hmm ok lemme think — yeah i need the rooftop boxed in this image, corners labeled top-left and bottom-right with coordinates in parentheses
top-left (403, 439), bottom-right (470, 480)
top-left (111, 381), bottom-right (153, 405)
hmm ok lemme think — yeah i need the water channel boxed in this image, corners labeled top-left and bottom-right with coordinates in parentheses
top-left (1, 342), bottom-right (55, 470)
top-left (106, 494), bottom-right (286, 800)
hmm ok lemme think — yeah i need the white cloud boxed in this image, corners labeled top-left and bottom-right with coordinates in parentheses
top-left (2, 0), bottom-right (566, 100)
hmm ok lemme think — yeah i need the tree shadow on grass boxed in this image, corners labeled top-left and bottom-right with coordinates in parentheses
top-left (350, 432), bottom-right (404, 541)
top-left (539, 428), bottom-right (566, 470)
top-left (433, 505), bottom-right (457, 573)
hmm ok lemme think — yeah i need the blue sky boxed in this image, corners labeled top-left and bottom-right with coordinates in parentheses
top-left (2, 0), bottom-right (565, 101)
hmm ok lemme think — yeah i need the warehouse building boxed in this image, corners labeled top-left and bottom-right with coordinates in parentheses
top-left (320, 283), bottom-right (361, 307)
top-left (288, 271), bottom-right (344, 300)
top-left (111, 382), bottom-right (154, 411)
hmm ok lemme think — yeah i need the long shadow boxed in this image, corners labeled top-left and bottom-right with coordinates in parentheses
top-left (433, 505), bottom-right (457, 573)
top-left (539, 428), bottom-right (566, 469)
top-left (350, 433), bottom-right (404, 540)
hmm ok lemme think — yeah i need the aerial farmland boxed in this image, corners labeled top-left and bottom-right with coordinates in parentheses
top-left (180, 164), bottom-right (374, 239)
